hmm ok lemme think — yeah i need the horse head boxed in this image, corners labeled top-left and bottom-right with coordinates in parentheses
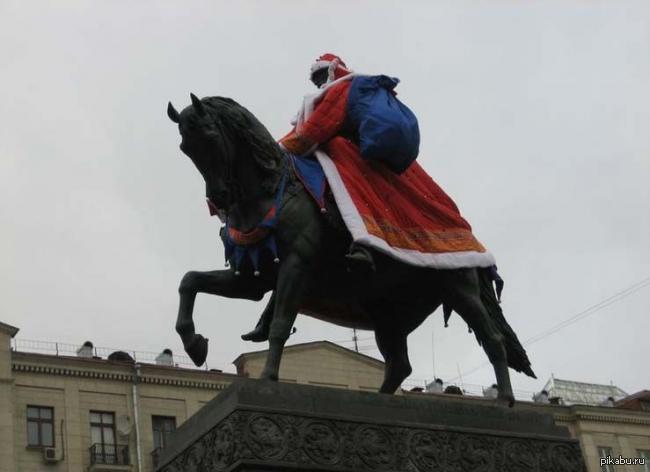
top-left (167, 94), bottom-right (283, 215)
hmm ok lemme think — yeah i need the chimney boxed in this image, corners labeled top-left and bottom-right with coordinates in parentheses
top-left (76, 341), bottom-right (94, 358)
top-left (425, 378), bottom-right (444, 393)
top-left (600, 396), bottom-right (615, 407)
top-left (155, 349), bottom-right (174, 366)
top-left (483, 384), bottom-right (499, 399)
top-left (533, 390), bottom-right (550, 404)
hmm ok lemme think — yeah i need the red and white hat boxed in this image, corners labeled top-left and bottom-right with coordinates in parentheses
top-left (310, 53), bottom-right (352, 84)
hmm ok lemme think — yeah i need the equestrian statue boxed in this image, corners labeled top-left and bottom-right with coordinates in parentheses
top-left (167, 53), bottom-right (535, 405)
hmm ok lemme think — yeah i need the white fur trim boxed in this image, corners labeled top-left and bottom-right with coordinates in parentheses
top-left (315, 150), bottom-right (497, 269)
top-left (310, 60), bottom-right (331, 73)
top-left (327, 59), bottom-right (338, 84)
top-left (294, 73), bottom-right (362, 132)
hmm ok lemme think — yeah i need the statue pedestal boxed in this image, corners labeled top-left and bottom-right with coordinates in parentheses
top-left (156, 379), bottom-right (585, 472)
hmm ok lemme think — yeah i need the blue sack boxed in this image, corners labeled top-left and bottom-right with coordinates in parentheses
top-left (347, 75), bottom-right (420, 174)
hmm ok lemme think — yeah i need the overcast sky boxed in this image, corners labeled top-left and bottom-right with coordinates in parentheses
top-left (1, 0), bottom-right (649, 399)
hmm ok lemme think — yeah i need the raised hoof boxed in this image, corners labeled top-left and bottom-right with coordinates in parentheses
top-left (184, 334), bottom-right (209, 367)
top-left (241, 327), bottom-right (269, 343)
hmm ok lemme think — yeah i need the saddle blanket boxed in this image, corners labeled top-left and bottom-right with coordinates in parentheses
top-left (303, 137), bottom-right (496, 269)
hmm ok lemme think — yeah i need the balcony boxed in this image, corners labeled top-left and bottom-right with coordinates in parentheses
top-left (89, 443), bottom-right (131, 471)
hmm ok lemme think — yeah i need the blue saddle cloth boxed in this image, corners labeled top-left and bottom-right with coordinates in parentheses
top-left (289, 153), bottom-right (327, 210)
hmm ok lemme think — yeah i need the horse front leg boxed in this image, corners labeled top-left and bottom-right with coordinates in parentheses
top-left (260, 254), bottom-right (311, 381)
top-left (176, 269), bottom-right (266, 366)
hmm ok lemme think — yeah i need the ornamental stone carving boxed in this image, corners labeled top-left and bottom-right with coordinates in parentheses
top-left (302, 421), bottom-right (343, 465)
top-left (245, 414), bottom-right (288, 460)
top-left (157, 410), bottom-right (585, 472)
top-left (410, 431), bottom-right (448, 471)
top-left (355, 425), bottom-right (396, 469)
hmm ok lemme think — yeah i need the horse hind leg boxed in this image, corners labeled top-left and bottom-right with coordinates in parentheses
top-left (375, 325), bottom-right (412, 394)
top-left (443, 269), bottom-right (515, 406)
top-left (374, 304), bottom-right (435, 394)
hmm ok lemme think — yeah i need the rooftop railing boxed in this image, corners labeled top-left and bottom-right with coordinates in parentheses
top-left (12, 338), bottom-right (209, 370)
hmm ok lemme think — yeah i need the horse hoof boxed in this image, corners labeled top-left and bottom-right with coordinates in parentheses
top-left (259, 369), bottom-right (279, 382)
top-left (498, 393), bottom-right (515, 408)
top-left (184, 334), bottom-right (209, 367)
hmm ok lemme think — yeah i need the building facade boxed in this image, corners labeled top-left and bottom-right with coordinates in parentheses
top-left (1, 322), bottom-right (234, 472)
top-left (2, 321), bottom-right (649, 472)
top-left (0, 323), bottom-right (386, 472)
top-left (233, 340), bottom-right (385, 391)
top-left (506, 396), bottom-right (650, 471)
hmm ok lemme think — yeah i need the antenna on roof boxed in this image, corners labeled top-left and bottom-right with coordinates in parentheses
top-left (456, 363), bottom-right (464, 391)
top-left (431, 326), bottom-right (436, 379)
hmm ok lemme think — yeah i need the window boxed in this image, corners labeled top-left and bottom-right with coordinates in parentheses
top-left (638, 450), bottom-right (650, 472)
top-left (90, 411), bottom-right (116, 464)
top-left (26, 406), bottom-right (54, 447)
top-left (598, 446), bottom-right (616, 472)
top-left (152, 416), bottom-right (176, 450)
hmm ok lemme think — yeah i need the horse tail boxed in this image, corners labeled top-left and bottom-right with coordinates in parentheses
top-left (478, 267), bottom-right (537, 379)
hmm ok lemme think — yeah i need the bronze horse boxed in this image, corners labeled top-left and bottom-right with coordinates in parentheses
top-left (167, 94), bottom-right (535, 404)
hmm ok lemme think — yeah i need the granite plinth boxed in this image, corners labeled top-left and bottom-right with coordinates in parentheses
top-left (156, 379), bottom-right (585, 472)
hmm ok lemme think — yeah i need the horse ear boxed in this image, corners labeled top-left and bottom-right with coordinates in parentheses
top-left (167, 102), bottom-right (180, 123)
top-left (190, 93), bottom-right (206, 116)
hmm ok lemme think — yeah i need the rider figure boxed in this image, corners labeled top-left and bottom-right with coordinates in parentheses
top-left (281, 53), bottom-right (375, 272)
top-left (241, 53), bottom-right (375, 342)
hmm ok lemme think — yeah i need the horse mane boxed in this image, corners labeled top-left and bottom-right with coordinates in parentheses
top-left (197, 97), bottom-right (284, 193)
